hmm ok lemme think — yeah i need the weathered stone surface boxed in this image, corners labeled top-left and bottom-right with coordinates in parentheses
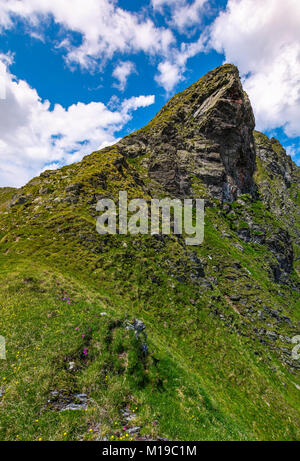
top-left (9, 195), bottom-right (28, 207)
top-left (119, 64), bottom-right (257, 202)
top-left (65, 182), bottom-right (83, 194)
top-left (254, 130), bottom-right (300, 279)
top-left (44, 390), bottom-right (89, 412)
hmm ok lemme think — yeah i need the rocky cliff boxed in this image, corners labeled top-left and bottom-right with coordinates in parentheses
top-left (119, 64), bottom-right (257, 202)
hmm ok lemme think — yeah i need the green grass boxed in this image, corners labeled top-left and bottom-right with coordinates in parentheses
top-left (0, 193), bottom-right (299, 441)
top-left (0, 249), bottom-right (299, 441)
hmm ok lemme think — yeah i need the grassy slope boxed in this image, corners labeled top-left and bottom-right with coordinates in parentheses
top-left (0, 253), bottom-right (299, 441)
top-left (0, 187), bottom-right (16, 211)
top-left (0, 198), bottom-right (299, 440)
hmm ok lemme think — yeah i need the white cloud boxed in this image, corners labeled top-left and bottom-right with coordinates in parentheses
top-left (171, 0), bottom-right (207, 33)
top-left (121, 94), bottom-right (155, 112)
top-left (286, 145), bottom-right (298, 159)
top-left (155, 61), bottom-right (183, 93)
top-left (0, 58), bottom-right (154, 187)
top-left (151, 0), bottom-right (182, 11)
top-left (0, 0), bottom-right (211, 93)
top-left (0, 51), bottom-right (14, 67)
top-left (0, 0), bottom-right (175, 70)
top-left (113, 61), bottom-right (136, 91)
top-left (210, 0), bottom-right (300, 137)
top-left (155, 34), bottom-right (206, 92)
top-left (151, 0), bottom-right (208, 92)
top-left (152, 0), bottom-right (207, 33)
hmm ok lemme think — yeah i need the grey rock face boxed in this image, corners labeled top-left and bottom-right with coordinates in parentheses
top-left (9, 195), bottom-right (28, 207)
top-left (65, 182), bottom-right (83, 194)
top-left (126, 319), bottom-right (148, 356)
top-left (45, 390), bottom-right (89, 412)
top-left (126, 319), bottom-right (146, 337)
top-left (254, 130), bottom-right (300, 280)
top-left (266, 330), bottom-right (278, 341)
top-left (119, 64), bottom-right (257, 202)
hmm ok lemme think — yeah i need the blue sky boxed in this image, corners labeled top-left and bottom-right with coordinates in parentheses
top-left (0, 0), bottom-right (299, 187)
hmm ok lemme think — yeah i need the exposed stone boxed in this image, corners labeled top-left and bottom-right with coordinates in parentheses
top-left (39, 187), bottom-right (52, 195)
top-left (126, 319), bottom-right (148, 356)
top-left (9, 195), bottom-right (28, 207)
top-left (65, 182), bottom-right (83, 195)
top-left (266, 330), bottom-right (278, 341)
top-left (45, 390), bottom-right (89, 412)
top-left (127, 426), bottom-right (141, 434)
top-left (120, 65), bottom-right (257, 202)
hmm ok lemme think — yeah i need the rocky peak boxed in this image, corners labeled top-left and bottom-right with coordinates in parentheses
top-left (120, 64), bottom-right (257, 202)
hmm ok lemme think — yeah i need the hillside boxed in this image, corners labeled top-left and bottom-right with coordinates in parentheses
top-left (0, 64), bottom-right (299, 441)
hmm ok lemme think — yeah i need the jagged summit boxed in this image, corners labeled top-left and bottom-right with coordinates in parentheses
top-left (119, 64), bottom-right (257, 202)
top-left (3, 64), bottom-right (299, 286)
top-left (4, 64), bottom-right (298, 215)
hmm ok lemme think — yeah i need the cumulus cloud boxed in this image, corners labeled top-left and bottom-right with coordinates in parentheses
top-left (151, 0), bottom-right (183, 13)
top-left (171, 0), bottom-right (208, 33)
top-left (151, 0), bottom-right (174, 8)
top-left (0, 51), bottom-right (14, 67)
top-left (152, 1), bottom-right (209, 93)
top-left (210, 0), bottom-right (300, 137)
top-left (155, 33), bottom-right (206, 92)
top-left (286, 145), bottom-right (299, 159)
top-left (155, 61), bottom-right (183, 93)
top-left (0, 58), bottom-right (154, 187)
top-left (0, 0), bottom-right (211, 93)
top-left (0, 0), bottom-right (175, 70)
top-left (113, 61), bottom-right (136, 91)
top-left (152, 0), bottom-right (208, 33)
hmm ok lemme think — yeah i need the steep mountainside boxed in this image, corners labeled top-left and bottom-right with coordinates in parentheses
top-left (0, 65), bottom-right (299, 441)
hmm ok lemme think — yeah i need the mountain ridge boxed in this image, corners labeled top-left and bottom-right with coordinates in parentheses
top-left (0, 64), bottom-right (299, 441)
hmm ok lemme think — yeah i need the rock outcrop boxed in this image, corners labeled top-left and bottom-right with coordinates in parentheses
top-left (119, 64), bottom-right (257, 202)
top-left (254, 130), bottom-right (300, 277)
